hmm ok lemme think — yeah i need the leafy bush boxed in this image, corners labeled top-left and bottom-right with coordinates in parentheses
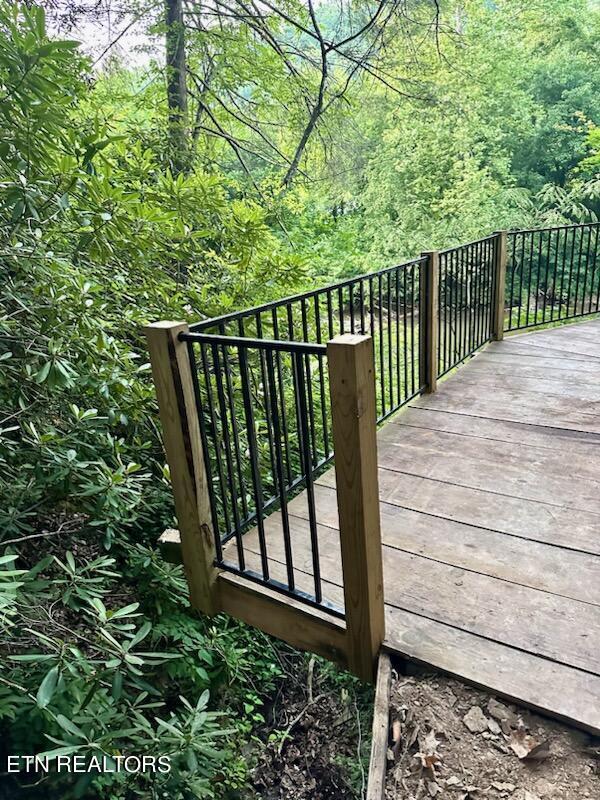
top-left (0, 4), bottom-right (300, 796)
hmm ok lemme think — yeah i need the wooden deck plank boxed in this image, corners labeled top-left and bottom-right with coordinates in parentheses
top-left (318, 469), bottom-right (600, 556)
top-left (412, 383), bottom-right (600, 434)
top-left (441, 372), bottom-right (600, 401)
top-left (380, 421), bottom-right (600, 482)
top-left (472, 351), bottom-right (600, 370)
top-left (495, 340), bottom-right (600, 362)
top-left (502, 329), bottom-right (600, 357)
top-left (372, 437), bottom-right (600, 513)
top-left (391, 406), bottom-right (600, 454)
top-left (460, 356), bottom-right (600, 385)
top-left (384, 609), bottom-right (600, 735)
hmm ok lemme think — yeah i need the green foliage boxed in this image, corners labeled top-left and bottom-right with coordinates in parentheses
top-left (1, 0), bottom-right (599, 797)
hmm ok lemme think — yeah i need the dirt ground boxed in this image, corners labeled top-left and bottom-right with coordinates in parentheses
top-left (386, 669), bottom-right (600, 800)
top-left (250, 655), bottom-right (371, 799)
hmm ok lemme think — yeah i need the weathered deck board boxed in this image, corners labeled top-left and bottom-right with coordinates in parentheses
top-left (224, 319), bottom-right (600, 733)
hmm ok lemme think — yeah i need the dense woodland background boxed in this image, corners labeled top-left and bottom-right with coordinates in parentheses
top-left (1, 0), bottom-right (599, 797)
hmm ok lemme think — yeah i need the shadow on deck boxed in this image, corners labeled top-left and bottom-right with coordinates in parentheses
top-left (230, 319), bottom-right (600, 734)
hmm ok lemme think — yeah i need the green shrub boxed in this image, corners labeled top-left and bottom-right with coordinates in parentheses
top-left (0, 4), bottom-right (301, 796)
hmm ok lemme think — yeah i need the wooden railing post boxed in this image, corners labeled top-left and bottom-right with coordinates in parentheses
top-left (327, 333), bottom-right (385, 682)
top-left (420, 251), bottom-right (438, 393)
top-left (144, 321), bottom-right (219, 615)
top-left (492, 230), bottom-right (508, 340)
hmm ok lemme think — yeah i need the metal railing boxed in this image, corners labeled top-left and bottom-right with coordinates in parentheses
top-left (437, 235), bottom-right (498, 377)
top-left (181, 331), bottom-right (335, 613)
top-left (191, 256), bottom-right (426, 422)
top-left (181, 256), bottom-right (427, 614)
top-left (154, 220), bottom-right (599, 621)
top-left (505, 222), bottom-right (600, 332)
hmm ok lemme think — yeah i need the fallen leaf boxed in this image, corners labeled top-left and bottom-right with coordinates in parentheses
top-left (415, 729), bottom-right (442, 773)
top-left (509, 729), bottom-right (551, 761)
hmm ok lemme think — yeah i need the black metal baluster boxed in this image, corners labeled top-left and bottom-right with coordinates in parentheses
top-left (359, 280), bottom-right (366, 333)
top-left (293, 352), bottom-right (322, 603)
top-left (452, 248), bottom-right (460, 363)
top-left (508, 235), bottom-right (518, 330)
top-left (574, 226), bottom-right (585, 316)
top-left (378, 273), bottom-right (385, 417)
top-left (475, 240), bottom-right (483, 348)
top-left (287, 304), bottom-right (303, 483)
top-left (272, 307), bottom-right (293, 485)
top-left (189, 342), bottom-right (223, 561)
top-left (565, 226), bottom-right (578, 318)
top-left (518, 232), bottom-right (527, 328)
top-left (487, 238), bottom-right (494, 338)
top-left (410, 265), bottom-right (416, 394)
top-left (254, 312), bottom-right (279, 498)
top-left (583, 225), bottom-right (594, 315)
top-left (211, 343), bottom-right (245, 570)
top-left (543, 229), bottom-right (552, 323)
top-left (198, 343), bottom-right (232, 540)
top-left (533, 229), bottom-right (543, 325)
top-left (593, 226), bottom-right (600, 312)
top-left (558, 228), bottom-right (569, 319)
top-left (238, 346), bottom-right (269, 580)
top-left (550, 229), bottom-right (559, 322)
top-left (460, 247), bottom-right (467, 361)
top-left (525, 230), bottom-right (535, 327)
top-left (265, 348), bottom-right (295, 591)
top-left (470, 243), bottom-right (479, 352)
top-left (369, 276), bottom-right (375, 338)
top-left (438, 256), bottom-right (444, 374)
top-left (442, 254), bottom-right (449, 372)
top-left (314, 294), bottom-right (329, 459)
top-left (395, 268), bottom-right (401, 405)
top-left (220, 321), bottom-right (249, 521)
top-left (387, 271), bottom-right (393, 410)
top-left (301, 298), bottom-right (318, 466)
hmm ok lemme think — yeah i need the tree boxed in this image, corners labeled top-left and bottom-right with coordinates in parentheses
top-left (165, 0), bottom-right (189, 173)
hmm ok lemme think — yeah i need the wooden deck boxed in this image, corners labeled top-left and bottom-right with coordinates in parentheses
top-left (226, 318), bottom-right (600, 733)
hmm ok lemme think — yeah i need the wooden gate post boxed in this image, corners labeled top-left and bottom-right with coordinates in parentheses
top-left (327, 333), bottom-right (385, 682)
top-left (144, 321), bottom-right (219, 615)
top-left (420, 251), bottom-right (439, 393)
top-left (492, 230), bottom-right (508, 340)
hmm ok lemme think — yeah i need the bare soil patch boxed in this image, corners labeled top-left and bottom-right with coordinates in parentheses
top-left (386, 668), bottom-right (600, 800)
top-left (251, 656), bottom-right (372, 799)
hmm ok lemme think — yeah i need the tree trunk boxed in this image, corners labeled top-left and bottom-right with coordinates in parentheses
top-left (165, 0), bottom-right (189, 173)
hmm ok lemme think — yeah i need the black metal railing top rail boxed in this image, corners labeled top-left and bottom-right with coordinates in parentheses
top-left (189, 256), bottom-right (427, 425)
top-left (179, 220), bottom-right (599, 617)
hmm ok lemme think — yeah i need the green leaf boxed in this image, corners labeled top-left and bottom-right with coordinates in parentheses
top-left (111, 670), bottom-right (123, 701)
top-left (36, 665), bottom-right (59, 709)
top-left (36, 745), bottom-right (83, 760)
top-left (55, 715), bottom-right (86, 741)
